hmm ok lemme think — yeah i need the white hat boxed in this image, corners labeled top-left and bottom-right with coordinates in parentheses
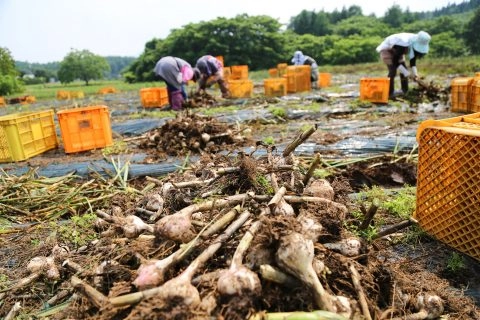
top-left (412, 31), bottom-right (431, 54)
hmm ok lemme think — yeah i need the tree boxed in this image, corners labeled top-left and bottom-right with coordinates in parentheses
top-left (383, 5), bottom-right (404, 28)
top-left (58, 49), bottom-right (110, 85)
top-left (464, 7), bottom-right (480, 54)
top-left (0, 47), bottom-right (23, 96)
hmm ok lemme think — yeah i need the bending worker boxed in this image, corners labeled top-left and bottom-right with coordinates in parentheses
top-left (376, 31), bottom-right (431, 98)
top-left (193, 55), bottom-right (230, 98)
top-left (154, 56), bottom-right (194, 111)
top-left (291, 50), bottom-right (319, 90)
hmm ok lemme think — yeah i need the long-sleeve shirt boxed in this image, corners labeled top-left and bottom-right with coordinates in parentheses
top-left (153, 56), bottom-right (192, 90)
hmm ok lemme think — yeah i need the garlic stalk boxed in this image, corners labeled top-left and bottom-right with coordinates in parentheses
top-left (110, 209), bottom-right (251, 307)
top-left (96, 210), bottom-right (154, 238)
top-left (133, 206), bottom-right (239, 289)
top-left (276, 232), bottom-right (337, 312)
top-left (323, 238), bottom-right (362, 257)
top-left (217, 208), bottom-right (266, 296)
top-left (154, 193), bottom-right (251, 243)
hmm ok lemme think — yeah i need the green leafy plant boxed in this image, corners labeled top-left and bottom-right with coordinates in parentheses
top-left (102, 140), bottom-right (128, 156)
top-left (263, 136), bottom-right (275, 145)
top-left (57, 213), bottom-right (98, 248)
top-left (446, 252), bottom-right (466, 273)
top-left (383, 186), bottom-right (416, 219)
top-left (268, 106), bottom-right (287, 118)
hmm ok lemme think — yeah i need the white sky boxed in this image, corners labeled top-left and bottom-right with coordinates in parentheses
top-left (0, 0), bottom-right (464, 63)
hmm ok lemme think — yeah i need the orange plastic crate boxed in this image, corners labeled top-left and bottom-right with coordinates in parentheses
top-left (0, 110), bottom-right (58, 162)
top-left (264, 78), bottom-right (287, 97)
top-left (268, 68), bottom-right (278, 78)
top-left (98, 87), bottom-right (117, 94)
top-left (451, 77), bottom-right (474, 113)
top-left (0, 97), bottom-right (5, 107)
top-left (215, 55), bottom-right (224, 66)
top-left (228, 79), bottom-right (253, 98)
top-left (230, 65), bottom-right (249, 80)
top-left (223, 67), bottom-right (231, 81)
top-left (285, 66), bottom-right (311, 93)
top-left (318, 73), bottom-right (332, 88)
top-left (57, 105), bottom-right (113, 153)
top-left (140, 87), bottom-right (169, 108)
top-left (359, 77), bottom-right (389, 103)
top-left (414, 112), bottom-right (480, 261)
top-left (57, 90), bottom-right (71, 100)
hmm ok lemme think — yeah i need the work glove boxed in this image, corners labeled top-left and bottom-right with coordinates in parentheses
top-left (411, 66), bottom-right (419, 81)
top-left (397, 65), bottom-right (410, 77)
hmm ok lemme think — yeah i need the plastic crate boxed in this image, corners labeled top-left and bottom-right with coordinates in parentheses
top-left (230, 65), bottom-right (249, 80)
top-left (57, 90), bottom-right (71, 100)
top-left (451, 77), bottom-right (474, 113)
top-left (277, 63), bottom-right (288, 76)
top-left (264, 78), bottom-right (287, 97)
top-left (0, 97), bottom-right (5, 107)
top-left (414, 112), bottom-right (480, 261)
top-left (98, 87), bottom-right (117, 94)
top-left (228, 79), bottom-right (253, 98)
top-left (215, 56), bottom-right (224, 66)
top-left (223, 67), bottom-right (231, 81)
top-left (318, 73), bottom-right (332, 88)
top-left (469, 78), bottom-right (480, 113)
top-left (359, 77), bottom-right (389, 103)
top-left (268, 68), bottom-right (278, 78)
top-left (57, 105), bottom-right (113, 153)
top-left (285, 66), bottom-right (311, 93)
top-left (140, 87), bottom-right (169, 108)
top-left (0, 110), bottom-right (58, 162)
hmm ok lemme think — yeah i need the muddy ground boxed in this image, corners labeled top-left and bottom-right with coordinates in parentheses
top-left (0, 76), bottom-right (479, 319)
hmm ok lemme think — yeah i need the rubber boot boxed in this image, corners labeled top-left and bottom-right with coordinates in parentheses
top-left (400, 76), bottom-right (409, 94)
top-left (218, 79), bottom-right (230, 98)
top-left (170, 90), bottom-right (184, 111)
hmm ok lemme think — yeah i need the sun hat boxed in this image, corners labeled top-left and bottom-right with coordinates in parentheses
top-left (412, 31), bottom-right (431, 54)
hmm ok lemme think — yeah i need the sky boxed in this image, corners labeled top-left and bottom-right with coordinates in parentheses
top-left (0, 0), bottom-right (465, 63)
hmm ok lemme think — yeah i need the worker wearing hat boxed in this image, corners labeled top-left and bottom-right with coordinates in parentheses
top-left (376, 31), bottom-right (431, 99)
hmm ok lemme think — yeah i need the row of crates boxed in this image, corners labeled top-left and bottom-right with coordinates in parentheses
top-left (415, 112), bottom-right (480, 261)
top-left (450, 74), bottom-right (480, 113)
top-left (0, 105), bottom-right (113, 162)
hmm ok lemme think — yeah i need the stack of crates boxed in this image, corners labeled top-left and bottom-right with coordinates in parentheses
top-left (414, 112), bottom-right (480, 261)
top-left (140, 87), bottom-right (169, 108)
top-left (0, 110), bottom-right (58, 162)
top-left (57, 105), bottom-right (113, 153)
top-left (318, 73), bottom-right (332, 88)
top-left (284, 65), bottom-right (311, 93)
top-left (264, 78), bottom-right (287, 97)
top-left (228, 65), bottom-right (253, 98)
top-left (359, 77), bottom-right (390, 103)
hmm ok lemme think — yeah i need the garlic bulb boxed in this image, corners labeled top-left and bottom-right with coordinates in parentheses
top-left (323, 238), bottom-right (361, 257)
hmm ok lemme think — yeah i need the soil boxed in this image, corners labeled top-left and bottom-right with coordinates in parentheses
top-left (0, 78), bottom-right (479, 320)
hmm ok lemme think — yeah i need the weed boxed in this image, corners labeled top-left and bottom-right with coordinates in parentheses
top-left (383, 186), bottom-right (416, 219)
top-left (256, 175), bottom-right (274, 194)
top-left (263, 136), bottom-right (275, 145)
top-left (0, 273), bottom-right (8, 290)
top-left (102, 140), bottom-right (128, 156)
top-left (57, 213), bottom-right (98, 248)
top-left (446, 252), bottom-right (465, 273)
top-left (268, 106), bottom-right (287, 118)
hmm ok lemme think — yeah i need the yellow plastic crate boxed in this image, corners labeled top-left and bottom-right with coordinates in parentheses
top-left (318, 73), bottom-right (332, 88)
top-left (469, 78), bottom-right (480, 113)
top-left (359, 77), bottom-right (389, 103)
top-left (264, 78), bottom-right (287, 97)
top-left (230, 65), bottom-right (249, 80)
top-left (451, 77), bottom-right (474, 113)
top-left (277, 63), bottom-right (288, 77)
top-left (0, 110), bottom-right (58, 162)
top-left (140, 87), bottom-right (169, 108)
top-left (414, 112), bottom-right (480, 261)
top-left (285, 66), bottom-right (311, 93)
top-left (228, 79), bottom-right (253, 98)
top-left (57, 105), bottom-right (113, 153)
